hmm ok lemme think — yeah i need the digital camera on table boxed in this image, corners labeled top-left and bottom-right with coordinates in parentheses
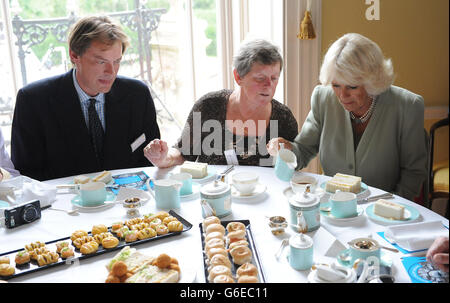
top-left (4, 200), bottom-right (41, 229)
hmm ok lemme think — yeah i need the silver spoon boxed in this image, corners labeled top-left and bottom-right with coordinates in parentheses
top-left (48, 207), bottom-right (79, 216)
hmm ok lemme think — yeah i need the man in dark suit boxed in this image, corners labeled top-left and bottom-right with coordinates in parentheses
top-left (11, 15), bottom-right (160, 181)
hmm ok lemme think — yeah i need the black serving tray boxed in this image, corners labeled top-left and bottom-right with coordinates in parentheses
top-left (0, 210), bottom-right (192, 281)
top-left (199, 219), bottom-right (266, 283)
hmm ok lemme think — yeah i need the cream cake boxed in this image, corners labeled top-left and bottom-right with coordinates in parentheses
top-left (326, 173), bottom-right (361, 193)
top-left (180, 161), bottom-right (208, 178)
top-left (92, 170), bottom-right (112, 184)
top-left (74, 175), bottom-right (90, 184)
top-left (373, 199), bottom-right (405, 220)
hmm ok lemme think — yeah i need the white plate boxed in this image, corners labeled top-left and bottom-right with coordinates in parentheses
top-left (180, 183), bottom-right (201, 200)
top-left (71, 192), bottom-right (116, 211)
top-left (365, 203), bottom-right (420, 225)
top-left (231, 183), bottom-right (267, 199)
top-left (320, 181), bottom-right (370, 199)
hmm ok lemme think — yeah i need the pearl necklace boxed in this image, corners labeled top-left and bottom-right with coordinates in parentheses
top-left (350, 96), bottom-right (376, 124)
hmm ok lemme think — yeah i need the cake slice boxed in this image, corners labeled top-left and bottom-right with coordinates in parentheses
top-left (373, 199), bottom-right (405, 220)
top-left (180, 161), bottom-right (208, 178)
top-left (74, 175), bottom-right (91, 184)
top-left (326, 173), bottom-right (361, 193)
top-left (92, 170), bottom-right (112, 184)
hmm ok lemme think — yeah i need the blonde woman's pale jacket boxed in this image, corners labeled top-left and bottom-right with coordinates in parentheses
top-left (291, 85), bottom-right (427, 201)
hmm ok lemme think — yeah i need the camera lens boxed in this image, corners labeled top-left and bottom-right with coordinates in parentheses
top-left (22, 205), bottom-right (38, 223)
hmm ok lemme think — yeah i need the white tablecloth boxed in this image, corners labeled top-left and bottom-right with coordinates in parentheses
top-left (1, 165), bottom-right (448, 283)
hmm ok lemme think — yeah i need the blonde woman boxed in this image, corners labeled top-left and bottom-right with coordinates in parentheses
top-left (268, 33), bottom-right (427, 201)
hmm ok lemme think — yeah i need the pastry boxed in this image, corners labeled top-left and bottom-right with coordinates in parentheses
top-left (236, 263), bottom-right (258, 278)
top-left (213, 274), bottom-right (235, 283)
top-left (208, 254), bottom-right (232, 270)
top-left (163, 216), bottom-right (178, 225)
top-left (326, 173), bottom-right (361, 194)
top-left (149, 218), bottom-right (162, 230)
top-left (208, 265), bottom-right (232, 282)
top-left (167, 221), bottom-right (183, 232)
top-left (155, 224), bottom-right (169, 235)
top-left (102, 237), bottom-right (119, 249)
top-left (229, 245), bottom-right (252, 265)
top-left (70, 230), bottom-right (88, 242)
top-left (36, 251), bottom-right (59, 266)
top-left (226, 230), bottom-right (246, 243)
top-left (137, 227), bottom-right (157, 240)
top-left (24, 241), bottom-right (45, 251)
top-left (226, 222), bottom-right (246, 233)
top-left (373, 199), bottom-right (405, 220)
top-left (0, 256), bottom-right (9, 264)
top-left (180, 161), bottom-right (208, 178)
top-left (73, 236), bottom-right (96, 249)
top-left (55, 241), bottom-right (69, 253)
top-left (124, 230), bottom-right (138, 243)
top-left (153, 254), bottom-right (172, 269)
top-left (0, 264), bottom-right (15, 276)
top-left (205, 238), bottom-right (225, 252)
top-left (15, 251), bottom-right (30, 265)
top-left (237, 275), bottom-right (259, 283)
top-left (206, 247), bottom-right (228, 260)
top-left (205, 223), bottom-right (225, 236)
top-left (205, 231), bottom-right (224, 243)
top-left (92, 170), bottom-right (112, 184)
top-left (125, 218), bottom-right (143, 228)
top-left (202, 216), bottom-right (221, 230)
top-left (74, 175), bottom-right (90, 184)
top-left (80, 241), bottom-right (99, 255)
top-left (60, 247), bottom-right (75, 259)
top-left (29, 247), bottom-right (50, 260)
top-left (105, 274), bottom-right (121, 283)
top-left (228, 240), bottom-right (249, 250)
top-left (154, 211), bottom-right (170, 221)
top-left (92, 224), bottom-right (108, 235)
top-left (94, 232), bottom-right (114, 244)
top-left (111, 222), bottom-right (124, 233)
top-left (130, 222), bottom-right (150, 231)
top-left (111, 261), bottom-right (128, 277)
top-left (116, 226), bottom-right (130, 239)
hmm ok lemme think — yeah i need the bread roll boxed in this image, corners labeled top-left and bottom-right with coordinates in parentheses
top-left (208, 254), bottom-right (232, 270)
top-left (24, 241), bottom-right (45, 251)
top-left (0, 264), bottom-right (15, 276)
top-left (167, 221), bottom-right (183, 232)
top-left (206, 247), bottom-right (228, 260)
top-left (155, 224), bottom-right (169, 235)
top-left (205, 231), bottom-right (224, 243)
top-left (213, 274), bottom-right (235, 283)
top-left (137, 227), bottom-right (157, 240)
top-left (228, 240), bottom-right (249, 250)
top-left (205, 223), bottom-right (225, 236)
top-left (37, 252), bottom-right (59, 266)
top-left (237, 275), bottom-right (259, 283)
top-left (60, 247), bottom-right (75, 259)
top-left (236, 263), bottom-right (258, 278)
top-left (94, 232), bottom-right (114, 244)
top-left (73, 236), bottom-right (95, 249)
top-left (70, 230), bottom-right (88, 242)
top-left (226, 222), bottom-right (246, 233)
top-left (92, 224), bottom-right (108, 235)
top-left (15, 251), bottom-right (30, 265)
top-left (102, 237), bottom-right (119, 249)
top-left (80, 241), bottom-right (99, 255)
top-left (226, 230), bottom-right (246, 243)
top-left (0, 256), bottom-right (9, 264)
top-left (229, 246), bottom-right (252, 265)
top-left (203, 216), bottom-right (221, 230)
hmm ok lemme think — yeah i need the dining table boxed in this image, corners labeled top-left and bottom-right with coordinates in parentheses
top-left (0, 165), bottom-right (448, 284)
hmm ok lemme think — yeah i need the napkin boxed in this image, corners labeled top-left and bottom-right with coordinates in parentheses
top-left (384, 220), bottom-right (449, 251)
top-left (0, 176), bottom-right (56, 208)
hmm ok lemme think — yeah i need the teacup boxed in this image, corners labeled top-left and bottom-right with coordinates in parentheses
top-left (288, 233), bottom-right (314, 270)
top-left (78, 182), bottom-right (107, 207)
top-left (290, 173), bottom-right (318, 194)
top-left (170, 172), bottom-right (193, 196)
top-left (330, 190), bottom-right (357, 218)
top-left (347, 238), bottom-right (381, 264)
top-left (231, 172), bottom-right (259, 195)
top-left (274, 149), bottom-right (297, 182)
top-left (147, 179), bottom-right (182, 210)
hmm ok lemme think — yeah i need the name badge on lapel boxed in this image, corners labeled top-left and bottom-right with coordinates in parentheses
top-left (224, 149), bottom-right (239, 166)
top-left (131, 133), bottom-right (146, 152)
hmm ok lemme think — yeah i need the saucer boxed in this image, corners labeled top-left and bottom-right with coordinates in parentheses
top-left (180, 183), bottom-right (201, 200)
top-left (71, 192), bottom-right (116, 210)
top-left (231, 183), bottom-right (266, 199)
top-left (307, 265), bottom-right (356, 283)
top-left (365, 203), bottom-right (420, 225)
top-left (337, 248), bottom-right (393, 268)
top-left (320, 202), bottom-right (364, 223)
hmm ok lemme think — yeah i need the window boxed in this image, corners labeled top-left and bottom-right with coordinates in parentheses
top-left (0, 0), bottom-right (284, 155)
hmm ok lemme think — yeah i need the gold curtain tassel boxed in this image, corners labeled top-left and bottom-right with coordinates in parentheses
top-left (297, 10), bottom-right (316, 40)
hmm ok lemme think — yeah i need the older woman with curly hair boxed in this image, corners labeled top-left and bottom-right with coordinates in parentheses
top-left (268, 33), bottom-right (427, 201)
top-left (144, 39), bottom-right (298, 168)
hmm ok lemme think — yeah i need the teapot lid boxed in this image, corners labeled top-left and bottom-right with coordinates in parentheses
top-left (201, 180), bottom-right (230, 195)
top-left (289, 233), bottom-right (313, 249)
top-left (289, 190), bottom-right (319, 208)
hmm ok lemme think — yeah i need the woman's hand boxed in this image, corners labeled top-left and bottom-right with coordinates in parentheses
top-left (143, 139), bottom-right (169, 167)
top-left (426, 236), bottom-right (449, 272)
top-left (266, 137), bottom-right (292, 156)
